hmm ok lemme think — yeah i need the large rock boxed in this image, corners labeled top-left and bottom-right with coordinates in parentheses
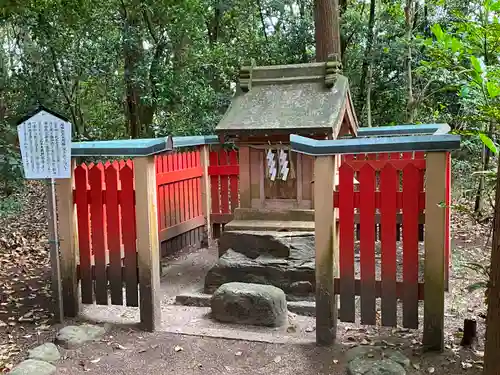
top-left (55, 324), bottom-right (105, 349)
top-left (205, 232), bottom-right (315, 295)
top-left (218, 231), bottom-right (296, 258)
top-left (211, 282), bottom-right (288, 327)
top-left (28, 343), bottom-right (60, 363)
top-left (9, 359), bottom-right (56, 375)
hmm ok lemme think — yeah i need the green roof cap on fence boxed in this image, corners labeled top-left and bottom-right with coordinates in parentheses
top-left (71, 136), bottom-right (174, 157)
top-left (290, 133), bottom-right (461, 156)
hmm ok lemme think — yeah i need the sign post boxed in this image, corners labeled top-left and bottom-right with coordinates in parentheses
top-left (17, 107), bottom-right (72, 323)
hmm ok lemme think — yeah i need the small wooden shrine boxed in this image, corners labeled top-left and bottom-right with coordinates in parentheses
top-left (215, 59), bottom-right (359, 212)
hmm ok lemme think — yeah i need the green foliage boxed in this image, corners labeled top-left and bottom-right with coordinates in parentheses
top-left (464, 261), bottom-right (490, 304)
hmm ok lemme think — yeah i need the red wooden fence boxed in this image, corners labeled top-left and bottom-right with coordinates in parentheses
top-left (72, 147), bottom-right (449, 324)
top-left (156, 150), bottom-right (204, 255)
top-left (74, 160), bottom-right (138, 307)
top-left (208, 149), bottom-right (239, 237)
top-left (336, 151), bottom-right (426, 328)
top-left (73, 150), bottom-right (205, 306)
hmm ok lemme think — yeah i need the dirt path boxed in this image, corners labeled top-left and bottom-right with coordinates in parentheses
top-left (54, 327), bottom-right (481, 375)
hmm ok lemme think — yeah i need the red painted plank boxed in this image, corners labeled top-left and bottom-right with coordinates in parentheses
top-left (219, 150), bottom-right (230, 214)
top-left (414, 151), bottom-right (425, 160)
top-left (161, 154), bottom-right (168, 230)
top-left (359, 164), bottom-right (376, 325)
top-left (207, 165), bottom-right (240, 176)
top-left (75, 165), bottom-right (93, 304)
top-left (339, 163), bottom-right (355, 322)
top-left (229, 151), bottom-right (239, 212)
top-left (89, 163), bottom-right (107, 305)
top-left (179, 153), bottom-right (186, 226)
top-left (105, 162), bottom-right (123, 305)
top-left (166, 154), bottom-right (174, 227)
top-left (157, 155), bottom-right (165, 231)
top-left (173, 153), bottom-right (181, 226)
top-left (195, 151), bottom-right (201, 218)
top-left (120, 163), bottom-right (138, 307)
top-left (187, 152), bottom-right (194, 221)
top-left (402, 152), bottom-right (413, 160)
top-left (209, 151), bottom-right (220, 214)
top-left (333, 191), bottom-right (425, 210)
top-left (402, 164), bottom-right (420, 328)
top-left (340, 159), bottom-right (426, 171)
top-left (380, 164), bottom-right (398, 326)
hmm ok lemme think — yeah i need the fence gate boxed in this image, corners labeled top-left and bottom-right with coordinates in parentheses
top-left (335, 152), bottom-right (427, 328)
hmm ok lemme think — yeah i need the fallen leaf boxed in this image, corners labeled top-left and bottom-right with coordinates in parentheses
top-left (461, 361), bottom-right (473, 369)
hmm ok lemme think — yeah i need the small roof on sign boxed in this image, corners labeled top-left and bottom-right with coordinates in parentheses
top-left (71, 137), bottom-right (174, 157)
top-left (16, 105), bottom-right (70, 125)
top-left (215, 62), bottom-right (358, 139)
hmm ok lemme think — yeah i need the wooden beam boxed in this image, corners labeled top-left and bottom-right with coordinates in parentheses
top-left (423, 152), bottom-right (447, 351)
top-left (239, 146), bottom-right (251, 208)
top-left (199, 145), bottom-right (212, 240)
top-left (159, 216), bottom-right (205, 242)
top-left (314, 155), bottom-right (337, 346)
top-left (56, 161), bottom-right (79, 317)
top-left (134, 156), bottom-right (161, 332)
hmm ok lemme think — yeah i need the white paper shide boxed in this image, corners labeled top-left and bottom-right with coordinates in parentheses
top-left (18, 110), bottom-right (72, 179)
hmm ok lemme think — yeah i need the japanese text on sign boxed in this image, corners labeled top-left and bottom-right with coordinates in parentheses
top-left (17, 110), bottom-right (72, 179)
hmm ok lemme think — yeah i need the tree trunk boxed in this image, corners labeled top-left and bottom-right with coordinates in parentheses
top-left (122, 2), bottom-right (143, 139)
top-left (358, 0), bottom-right (376, 108)
top-left (484, 155), bottom-right (500, 374)
top-left (299, 0), bottom-right (309, 63)
top-left (366, 62), bottom-right (373, 127)
top-left (405, 0), bottom-right (416, 123)
top-left (314, 0), bottom-right (341, 61)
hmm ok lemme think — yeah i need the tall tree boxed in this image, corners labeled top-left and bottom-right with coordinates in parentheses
top-left (314, 0), bottom-right (341, 61)
top-left (485, 156), bottom-right (500, 372)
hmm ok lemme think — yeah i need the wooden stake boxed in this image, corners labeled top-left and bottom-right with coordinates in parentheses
top-left (423, 152), bottom-right (447, 351)
top-left (56, 162), bottom-right (79, 317)
top-left (314, 155), bottom-right (337, 346)
top-left (46, 179), bottom-right (64, 323)
top-left (199, 145), bottom-right (212, 241)
top-left (134, 156), bottom-right (161, 332)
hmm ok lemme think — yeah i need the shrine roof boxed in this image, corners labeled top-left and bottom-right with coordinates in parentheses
top-left (215, 62), bottom-right (357, 137)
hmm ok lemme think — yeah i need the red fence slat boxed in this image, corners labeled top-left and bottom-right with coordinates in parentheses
top-left (339, 163), bottom-right (355, 322)
top-left (219, 151), bottom-right (230, 214)
top-left (359, 164), bottom-right (376, 325)
top-left (120, 163), bottom-right (138, 307)
top-left (402, 164), bottom-right (420, 329)
top-left (105, 162), bottom-right (123, 305)
top-left (75, 165), bottom-right (93, 304)
top-left (210, 151), bottom-right (220, 214)
top-left (229, 151), bottom-right (239, 213)
top-left (380, 164), bottom-right (398, 326)
top-left (157, 155), bottom-right (165, 231)
top-left (89, 164), bottom-right (107, 305)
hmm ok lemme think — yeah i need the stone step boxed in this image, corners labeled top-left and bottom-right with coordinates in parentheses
top-left (224, 219), bottom-right (315, 232)
top-left (233, 208), bottom-right (314, 222)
